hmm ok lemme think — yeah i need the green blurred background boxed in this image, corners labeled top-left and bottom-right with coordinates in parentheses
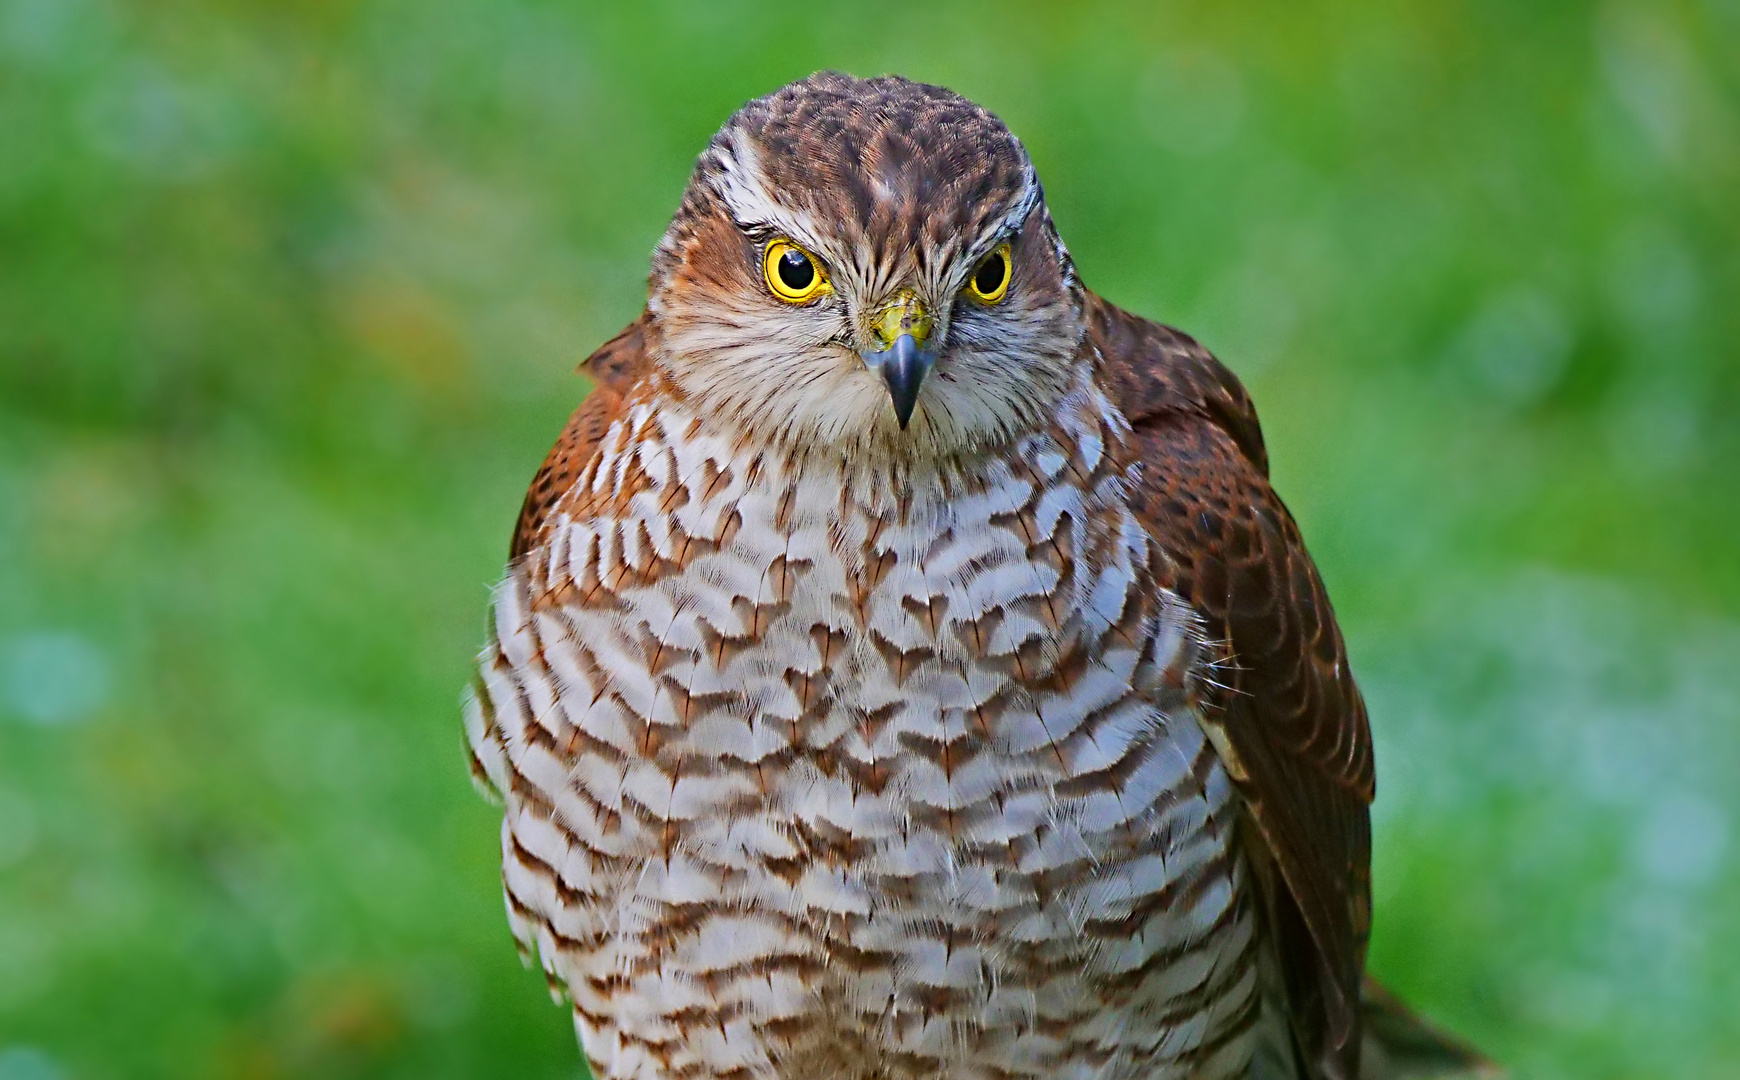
top-left (3, 0), bottom-right (1738, 1077)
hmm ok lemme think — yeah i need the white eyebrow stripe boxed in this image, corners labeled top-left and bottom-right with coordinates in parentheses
top-left (943, 157), bottom-right (1043, 289)
top-left (989, 158), bottom-right (1043, 248)
top-left (707, 133), bottom-right (835, 259)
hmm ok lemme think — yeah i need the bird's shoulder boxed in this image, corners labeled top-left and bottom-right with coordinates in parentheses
top-left (1084, 292), bottom-right (1269, 476)
top-left (509, 310), bottom-right (654, 561)
top-left (1085, 291), bottom-right (1374, 1080)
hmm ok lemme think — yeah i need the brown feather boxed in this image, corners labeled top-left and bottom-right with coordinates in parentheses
top-left (1088, 291), bottom-right (1374, 1079)
top-left (1360, 977), bottom-right (1504, 1080)
top-left (509, 312), bottom-right (652, 560)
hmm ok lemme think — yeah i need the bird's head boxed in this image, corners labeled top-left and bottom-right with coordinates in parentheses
top-left (647, 72), bottom-right (1085, 460)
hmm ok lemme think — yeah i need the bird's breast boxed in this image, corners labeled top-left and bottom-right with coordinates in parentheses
top-left (467, 373), bottom-right (1268, 1080)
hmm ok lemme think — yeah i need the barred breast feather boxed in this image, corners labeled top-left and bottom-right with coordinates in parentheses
top-left (465, 351), bottom-right (1281, 1080)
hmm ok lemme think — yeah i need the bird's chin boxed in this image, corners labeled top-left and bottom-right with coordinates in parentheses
top-left (662, 347), bottom-right (889, 445)
top-left (769, 365), bottom-right (946, 452)
top-left (659, 334), bottom-right (1055, 463)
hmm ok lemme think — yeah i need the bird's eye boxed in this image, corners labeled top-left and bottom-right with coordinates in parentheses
top-left (966, 243), bottom-right (1012, 304)
top-left (763, 240), bottom-right (829, 303)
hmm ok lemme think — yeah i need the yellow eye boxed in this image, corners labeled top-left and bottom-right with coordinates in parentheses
top-left (763, 240), bottom-right (829, 303)
top-left (966, 243), bottom-right (1012, 304)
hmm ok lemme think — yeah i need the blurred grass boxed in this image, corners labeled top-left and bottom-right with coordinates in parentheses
top-left (2, 0), bottom-right (1738, 1077)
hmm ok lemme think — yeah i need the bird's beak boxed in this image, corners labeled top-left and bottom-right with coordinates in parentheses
top-left (859, 290), bottom-right (937, 430)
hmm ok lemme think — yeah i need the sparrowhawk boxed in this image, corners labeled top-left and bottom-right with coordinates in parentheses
top-left (464, 72), bottom-right (1490, 1080)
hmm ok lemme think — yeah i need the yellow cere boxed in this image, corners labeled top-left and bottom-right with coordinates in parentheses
top-left (966, 242), bottom-right (1012, 304)
top-left (763, 239), bottom-right (830, 303)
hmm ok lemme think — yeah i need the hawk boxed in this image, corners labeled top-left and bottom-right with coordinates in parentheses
top-left (465, 72), bottom-right (1490, 1080)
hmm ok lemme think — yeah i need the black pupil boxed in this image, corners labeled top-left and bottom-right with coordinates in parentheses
top-left (777, 250), bottom-right (814, 291)
top-left (974, 253), bottom-right (1007, 295)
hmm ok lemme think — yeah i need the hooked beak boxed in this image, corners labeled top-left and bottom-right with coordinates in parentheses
top-left (859, 290), bottom-right (937, 430)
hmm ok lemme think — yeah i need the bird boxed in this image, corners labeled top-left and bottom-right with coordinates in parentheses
top-left (464, 72), bottom-right (1492, 1080)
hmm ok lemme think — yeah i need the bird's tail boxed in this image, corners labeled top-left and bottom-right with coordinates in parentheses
top-left (1359, 977), bottom-right (1502, 1080)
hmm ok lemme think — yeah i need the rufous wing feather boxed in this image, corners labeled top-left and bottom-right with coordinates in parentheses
top-left (510, 312), bottom-right (652, 560)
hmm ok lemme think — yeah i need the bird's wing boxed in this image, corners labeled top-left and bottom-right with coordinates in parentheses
top-left (510, 311), bottom-right (653, 560)
top-left (1087, 293), bottom-right (1374, 1080)
top-left (1360, 977), bottom-right (1503, 1080)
